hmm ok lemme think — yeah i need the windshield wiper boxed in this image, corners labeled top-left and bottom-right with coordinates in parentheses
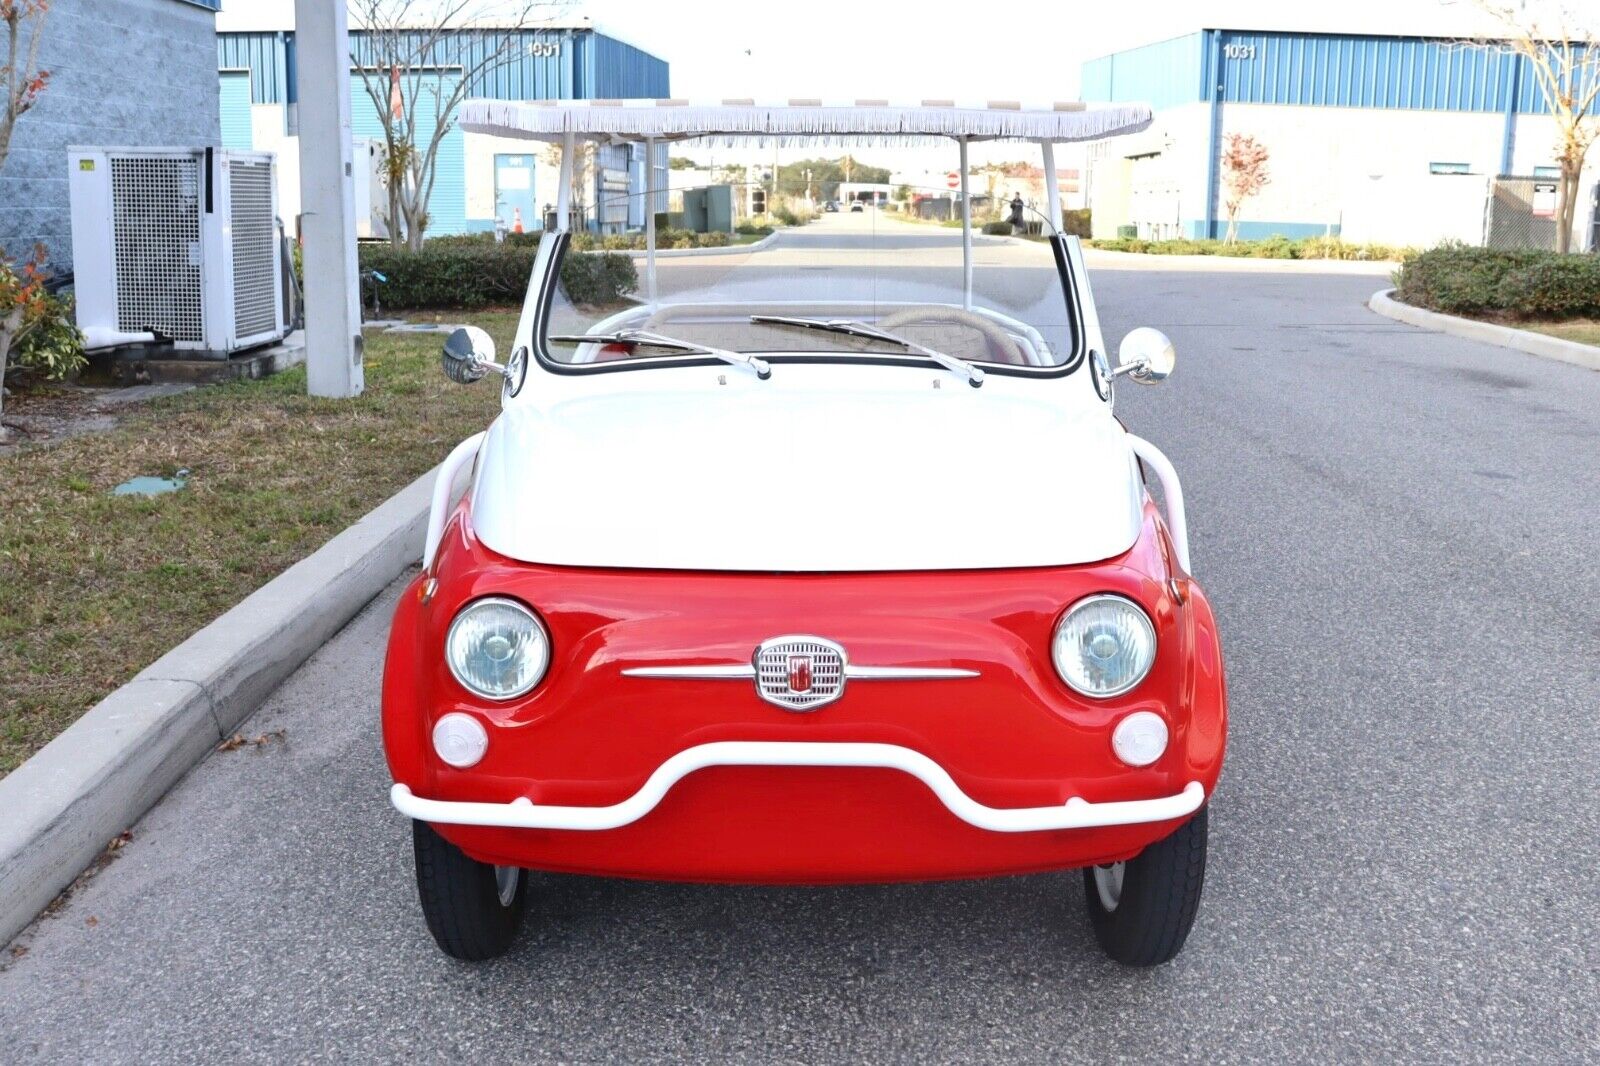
top-left (748, 315), bottom-right (984, 388)
top-left (547, 328), bottom-right (771, 380)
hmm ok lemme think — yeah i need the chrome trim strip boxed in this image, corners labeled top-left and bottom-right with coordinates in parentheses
top-left (621, 664), bottom-right (979, 680)
top-left (843, 665), bottom-right (980, 679)
top-left (622, 665), bottom-right (757, 679)
top-left (391, 741), bottom-right (1205, 833)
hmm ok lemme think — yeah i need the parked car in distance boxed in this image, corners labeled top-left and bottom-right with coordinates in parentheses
top-left (850, 201), bottom-right (864, 212)
top-left (824, 200), bottom-right (839, 212)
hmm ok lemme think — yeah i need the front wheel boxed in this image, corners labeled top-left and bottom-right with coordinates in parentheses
top-left (1082, 806), bottom-right (1208, 966)
top-left (412, 819), bottom-right (528, 960)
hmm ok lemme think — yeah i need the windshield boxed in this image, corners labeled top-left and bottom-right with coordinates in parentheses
top-left (538, 178), bottom-right (1082, 376)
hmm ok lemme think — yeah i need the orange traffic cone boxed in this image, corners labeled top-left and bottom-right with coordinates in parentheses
top-left (512, 207), bottom-right (524, 234)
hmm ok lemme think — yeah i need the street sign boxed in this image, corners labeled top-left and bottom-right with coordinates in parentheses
top-left (946, 171), bottom-right (960, 190)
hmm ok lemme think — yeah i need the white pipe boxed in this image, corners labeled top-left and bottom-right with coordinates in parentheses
top-left (422, 431), bottom-right (485, 570)
top-left (1041, 140), bottom-right (1061, 233)
top-left (555, 129), bottom-right (575, 233)
top-left (391, 741), bottom-right (1206, 833)
top-left (644, 135), bottom-right (657, 304)
top-left (958, 135), bottom-right (972, 310)
top-left (1126, 434), bottom-right (1192, 574)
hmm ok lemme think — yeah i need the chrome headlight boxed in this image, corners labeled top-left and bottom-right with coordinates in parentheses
top-left (445, 597), bottom-right (550, 701)
top-left (1051, 594), bottom-right (1156, 698)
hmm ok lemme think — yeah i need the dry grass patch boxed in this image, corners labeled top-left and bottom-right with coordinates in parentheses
top-left (0, 313), bottom-right (516, 775)
top-left (1521, 320), bottom-right (1600, 347)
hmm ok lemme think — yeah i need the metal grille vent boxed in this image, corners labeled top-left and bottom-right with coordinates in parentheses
top-left (754, 636), bottom-right (847, 711)
top-left (110, 156), bottom-right (203, 342)
top-left (229, 160), bottom-right (278, 339)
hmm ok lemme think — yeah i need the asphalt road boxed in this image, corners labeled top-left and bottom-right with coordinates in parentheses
top-left (3, 261), bottom-right (1598, 1063)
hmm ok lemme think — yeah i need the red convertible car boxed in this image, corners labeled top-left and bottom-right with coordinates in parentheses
top-left (383, 100), bottom-right (1226, 966)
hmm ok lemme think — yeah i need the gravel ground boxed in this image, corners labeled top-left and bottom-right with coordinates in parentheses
top-left (1, 262), bottom-right (1596, 1064)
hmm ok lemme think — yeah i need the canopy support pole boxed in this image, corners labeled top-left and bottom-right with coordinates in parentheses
top-left (644, 136), bottom-right (658, 304)
top-left (556, 130), bottom-right (575, 233)
top-left (958, 135), bottom-right (972, 310)
top-left (1041, 140), bottom-right (1061, 234)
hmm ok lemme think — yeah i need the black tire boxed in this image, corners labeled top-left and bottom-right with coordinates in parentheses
top-left (1082, 806), bottom-right (1208, 967)
top-left (412, 819), bottom-right (528, 961)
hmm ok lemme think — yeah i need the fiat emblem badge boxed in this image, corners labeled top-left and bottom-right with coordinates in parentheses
top-left (754, 636), bottom-right (846, 711)
top-left (788, 654), bottom-right (814, 694)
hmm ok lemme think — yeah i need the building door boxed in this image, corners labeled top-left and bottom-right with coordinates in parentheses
top-left (494, 154), bottom-right (536, 233)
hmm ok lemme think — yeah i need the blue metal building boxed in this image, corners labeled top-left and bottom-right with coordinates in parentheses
top-left (217, 23), bottom-right (670, 236)
top-left (1082, 28), bottom-right (1597, 245)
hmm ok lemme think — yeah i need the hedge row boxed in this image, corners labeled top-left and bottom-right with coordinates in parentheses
top-left (1089, 235), bottom-right (1417, 262)
top-left (357, 243), bottom-right (637, 310)
top-left (1392, 244), bottom-right (1600, 320)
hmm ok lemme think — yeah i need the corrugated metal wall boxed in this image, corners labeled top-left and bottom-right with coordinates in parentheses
top-left (217, 32), bottom-right (292, 104)
top-left (218, 70), bottom-right (254, 149)
top-left (1087, 30), bottom-right (1594, 116)
top-left (1215, 31), bottom-right (1523, 112)
top-left (350, 71), bottom-right (466, 236)
top-left (219, 28), bottom-right (670, 103)
top-left (1081, 33), bottom-right (1204, 111)
top-left (581, 33), bottom-right (672, 99)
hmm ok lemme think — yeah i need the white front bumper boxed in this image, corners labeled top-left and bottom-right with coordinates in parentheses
top-left (390, 741), bottom-right (1206, 834)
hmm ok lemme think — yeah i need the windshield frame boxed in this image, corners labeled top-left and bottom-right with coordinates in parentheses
top-left (528, 228), bottom-right (1089, 381)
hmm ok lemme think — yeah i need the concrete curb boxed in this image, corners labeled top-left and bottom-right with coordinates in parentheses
top-left (0, 464), bottom-right (438, 946)
top-left (1368, 288), bottom-right (1600, 373)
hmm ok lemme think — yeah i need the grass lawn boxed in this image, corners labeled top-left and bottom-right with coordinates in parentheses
top-left (0, 312), bottom-right (515, 776)
top-left (1522, 320), bottom-right (1600, 347)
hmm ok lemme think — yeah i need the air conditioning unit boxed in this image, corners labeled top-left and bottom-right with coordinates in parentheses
top-left (68, 147), bottom-right (290, 356)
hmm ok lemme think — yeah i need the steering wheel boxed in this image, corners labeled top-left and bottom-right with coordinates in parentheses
top-left (876, 306), bottom-right (1027, 366)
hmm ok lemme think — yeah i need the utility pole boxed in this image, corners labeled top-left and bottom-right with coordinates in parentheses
top-left (294, 0), bottom-right (363, 397)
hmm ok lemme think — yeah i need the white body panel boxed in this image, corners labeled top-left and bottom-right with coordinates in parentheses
top-left (469, 360), bottom-right (1145, 572)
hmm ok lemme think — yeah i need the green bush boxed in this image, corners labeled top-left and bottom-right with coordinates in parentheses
top-left (981, 220), bottom-right (1014, 236)
top-left (1496, 257), bottom-right (1600, 319)
top-left (1061, 209), bottom-right (1092, 239)
top-left (357, 242), bottom-right (637, 310)
top-left (13, 296), bottom-right (87, 381)
top-left (559, 250), bottom-right (638, 306)
top-left (1396, 244), bottom-right (1600, 320)
top-left (1393, 244), bottom-right (1546, 317)
top-left (736, 222), bottom-right (774, 237)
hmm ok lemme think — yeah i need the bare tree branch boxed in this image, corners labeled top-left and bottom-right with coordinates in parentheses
top-left (1460, 1), bottom-right (1600, 251)
top-left (350, 0), bottom-right (563, 249)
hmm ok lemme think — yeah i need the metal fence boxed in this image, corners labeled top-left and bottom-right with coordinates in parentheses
top-left (1485, 176), bottom-right (1561, 251)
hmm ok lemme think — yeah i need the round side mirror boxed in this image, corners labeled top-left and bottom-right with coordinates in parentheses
top-left (1116, 327), bottom-right (1176, 385)
top-left (442, 326), bottom-right (497, 385)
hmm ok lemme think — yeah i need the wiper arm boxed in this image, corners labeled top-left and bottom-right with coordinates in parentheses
top-left (547, 329), bottom-right (771, 380)
top-left (749, 315), bottom-right (984, 388)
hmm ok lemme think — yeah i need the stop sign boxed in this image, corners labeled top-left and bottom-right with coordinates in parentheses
top-left (946, 171), bottom-right (960, 190)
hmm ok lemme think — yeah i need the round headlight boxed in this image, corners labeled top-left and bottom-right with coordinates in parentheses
top-left (445, 597), bottom-right (550, 701)
top-left (1051, 594), bottom-right (1156, 698)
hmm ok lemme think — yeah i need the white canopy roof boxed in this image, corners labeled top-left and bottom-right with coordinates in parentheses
top-left (457, 98), bottom-right (1153, 145)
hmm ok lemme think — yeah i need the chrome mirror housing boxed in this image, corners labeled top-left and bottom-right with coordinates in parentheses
top-left (1113, 327), bottom-right (1176, 385)
top-left (442, 325), bottom-right (501, 385)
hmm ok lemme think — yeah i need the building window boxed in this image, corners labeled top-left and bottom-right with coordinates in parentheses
top-left (1428, 162), bottom-right (1471, 175)
top-left (1532, 165), bottom-right (1561, 179)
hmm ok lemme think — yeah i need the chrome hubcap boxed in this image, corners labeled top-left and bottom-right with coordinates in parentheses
top-left (494, 865), bottom-right (520, 907)
top-left (1092, 862), bottom-right (1125, 912)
